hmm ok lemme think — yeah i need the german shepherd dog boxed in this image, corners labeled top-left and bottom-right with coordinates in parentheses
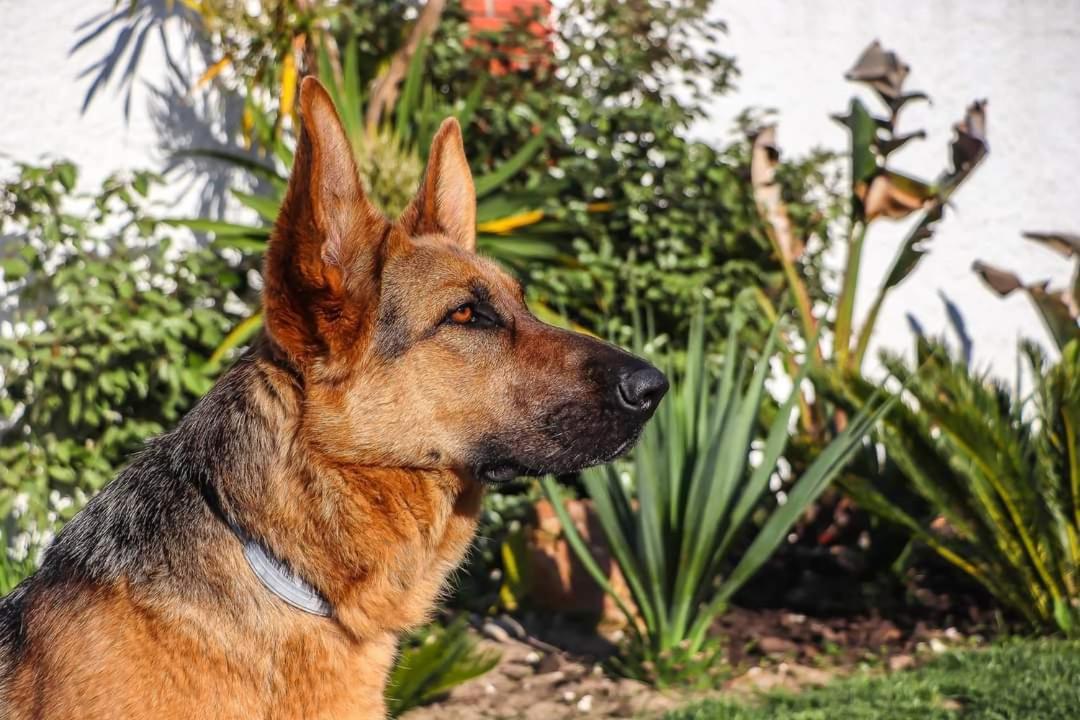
top-left (0, 77), bottom-right (667, 719)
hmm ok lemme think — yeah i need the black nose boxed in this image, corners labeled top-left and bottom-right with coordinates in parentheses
top-left (616, 365), bottom-right (669, 414)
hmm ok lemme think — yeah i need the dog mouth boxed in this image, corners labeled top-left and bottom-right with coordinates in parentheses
top-left (474, 426), bottom-right (642, 486)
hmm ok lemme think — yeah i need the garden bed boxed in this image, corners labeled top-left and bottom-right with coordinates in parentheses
top-left (400, 604), bottom-right (990, 719)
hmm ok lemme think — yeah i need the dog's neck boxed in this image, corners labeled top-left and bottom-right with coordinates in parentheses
top-left (194, 338), bottom-right (483, 640)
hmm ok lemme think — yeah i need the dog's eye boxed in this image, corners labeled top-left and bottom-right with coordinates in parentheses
top-left (450, 304), bottom-right (474, 325)
top-left (446, 302), bottom-right (499, 329)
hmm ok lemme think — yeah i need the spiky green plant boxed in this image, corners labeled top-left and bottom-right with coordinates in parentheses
top-left (831, 339), bottom-right (1080, 636)
top-left (385, 617), bottom-right (500, 718)
top-left (541, 312), bottom-right (893, 686)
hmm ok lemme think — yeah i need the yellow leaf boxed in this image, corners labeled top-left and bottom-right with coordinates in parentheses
top-left (241, 106), bottom-right (254, 150)
top-left (497, 530), bottom-right (530, 612)
top-left (586, 201), bottom-right (614, 212)
top-left (179, 0), bottom-right (209, 16)
top-left (192, 56), bottom-right (231, 92)
top-left (279, 50), bottom-right (298, 129)
top-left (477, 209), bottom-right (544, 235)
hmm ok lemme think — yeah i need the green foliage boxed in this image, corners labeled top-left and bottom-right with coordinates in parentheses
top-left (541, 311), bottom-right (892, 686)
top-left (385, 617), bottom-right (500, 718)
top-left (0, 550), bottom-right (33, 596)
top-left (0, 160), bottom-right (256, 549)
top-left (828, 338), bottom-right (1080, 636)
top-left (172, 30), bottom-right (565, 271)
top-left (469, 1), bottom-right (835, 344)
top-left (73, 1), bottom-right (413, 118)
top-left (665, 638), bottom-right (1080, 720)
top-left (84, 2), bottom-right (846, 348)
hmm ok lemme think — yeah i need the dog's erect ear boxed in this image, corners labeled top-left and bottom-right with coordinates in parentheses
top-left (400, 117), bottom-right (476, 251)
top-left (264, 76), bottom-right (389, 364)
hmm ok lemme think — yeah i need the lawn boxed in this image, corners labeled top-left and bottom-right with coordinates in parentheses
top-left (666, 638), bottom-right (1080, 720)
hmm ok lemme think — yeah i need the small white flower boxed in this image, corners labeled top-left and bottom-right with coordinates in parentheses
top-left (768, 473), bottom-right (783, 492)
top-left (11, 493), bottom-right (29, 518)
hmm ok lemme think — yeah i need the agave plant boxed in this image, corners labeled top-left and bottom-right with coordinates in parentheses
top-left (541, 312), bottom-right (893, 686)
top-left (830, 338), bottom-right (1080, 636)
top-left (385, 617), bottom-right (500, 718)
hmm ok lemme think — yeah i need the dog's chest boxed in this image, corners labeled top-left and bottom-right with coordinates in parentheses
top-left (330, 471), bottom-right (484, 636)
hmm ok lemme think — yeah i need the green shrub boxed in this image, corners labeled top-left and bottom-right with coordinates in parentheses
top-left (0, 550), bottom-right (33, 596)
top-left (541, 312), bottom-right (892, 686)
top-left (509, 2), bottom-right (837, 345)
top-left (100, 1), bottom-right (840, 348)
top-left (173, 33), bottom-right (566, 274)
top-left (830, 338), bottom-right (1080, 636)
top-left (0, 160), bottom-right (257, 553)
top-left (386, 617), bottom-right (500, 717)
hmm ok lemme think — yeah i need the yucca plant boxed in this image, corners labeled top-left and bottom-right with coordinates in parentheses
top-left (385, 617), bottom-right (500, 718)
top-left (830, 338), bottom-right (1080, 636)
top-left (541, 312), bottom-right (893, 686)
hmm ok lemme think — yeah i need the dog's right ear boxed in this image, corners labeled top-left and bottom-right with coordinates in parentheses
top-left (264, 76), bottom-right (390, 365)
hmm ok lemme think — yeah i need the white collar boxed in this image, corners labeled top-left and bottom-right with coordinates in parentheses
top-left (228, 521), bottom-right (333, 618)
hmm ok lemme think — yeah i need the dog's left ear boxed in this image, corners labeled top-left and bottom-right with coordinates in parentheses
top-left (400, 118), bottom-right (476, 252)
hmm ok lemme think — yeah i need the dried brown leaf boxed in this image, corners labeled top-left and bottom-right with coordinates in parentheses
top-left (749, 126), bottom-right (804, 260)
top-left (951, 100), bottom-right (989, 176)
top-left (845, 40), bottom-right (911, 102)
top-left (857, 171), bottom-right (934, 221)
top-left (1022, 231), bottom-right (1080, 258)
top-left (972, 261), bottom-right (1023, 296)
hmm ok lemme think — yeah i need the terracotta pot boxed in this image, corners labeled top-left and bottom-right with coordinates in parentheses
top-left (527, 497), bottom-right (637, 631)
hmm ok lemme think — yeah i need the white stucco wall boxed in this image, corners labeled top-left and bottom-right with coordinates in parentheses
top-left (3, 0), bottom-right (1078, 380)
top-left (1, 1), bottom-right (176, 188)
top-left (700, 0), bottom-right (1080, 380)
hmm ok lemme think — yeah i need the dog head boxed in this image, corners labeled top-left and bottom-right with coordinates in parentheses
top-left (263, 77), bottom-right (667, 483)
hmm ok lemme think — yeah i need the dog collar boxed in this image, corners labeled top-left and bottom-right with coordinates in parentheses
top-left (228, 521), bottom-right (333, 618)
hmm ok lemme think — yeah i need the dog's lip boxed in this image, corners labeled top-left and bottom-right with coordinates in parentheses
top-left (476, 426), bottom-right (644, 485)
top-left (602, 431), bottom-right (639, 462)
top-left (477, 461), bottom-right (527, 485)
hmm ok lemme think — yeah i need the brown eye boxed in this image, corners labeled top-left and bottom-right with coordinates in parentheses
top-left (450, 304), bottom-right (474, 325)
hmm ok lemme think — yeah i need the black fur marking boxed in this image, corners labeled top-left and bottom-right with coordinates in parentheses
top-left (374, 291), bottom-right (412, 359)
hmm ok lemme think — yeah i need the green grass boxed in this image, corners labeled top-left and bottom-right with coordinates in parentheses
top-left (665, 638), bottom-right (1080, 720)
